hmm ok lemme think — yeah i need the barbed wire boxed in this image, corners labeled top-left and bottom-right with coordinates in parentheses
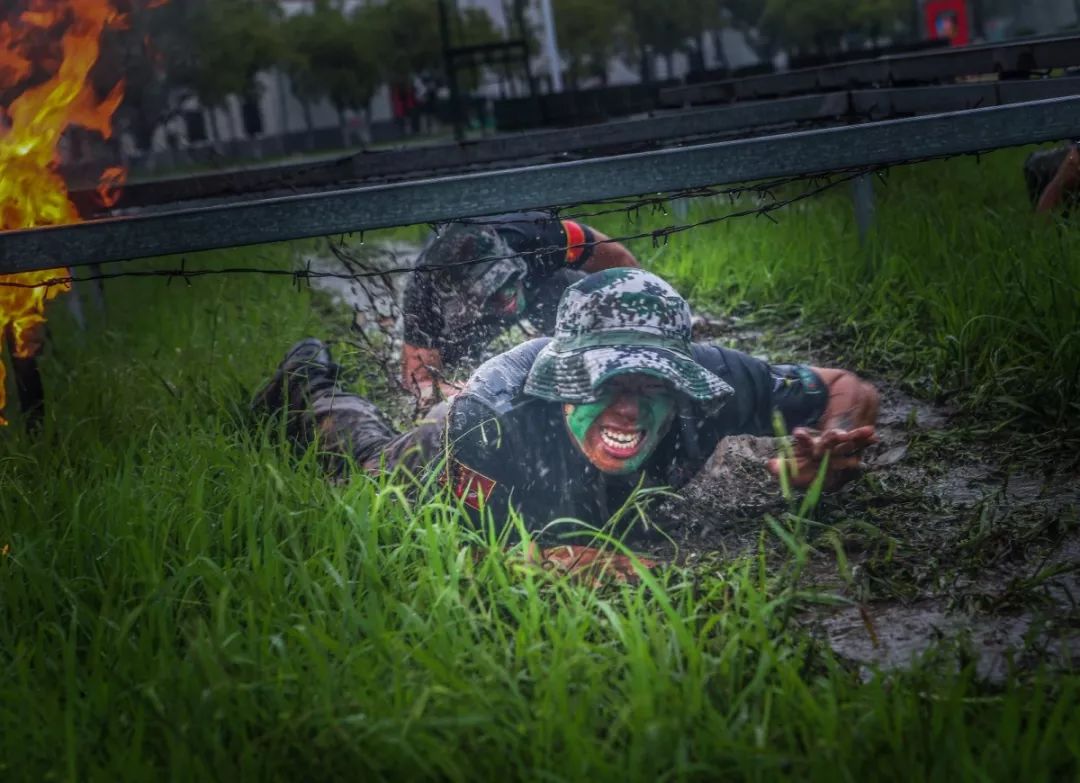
top-left (0, 164), bottom-right (883, 291)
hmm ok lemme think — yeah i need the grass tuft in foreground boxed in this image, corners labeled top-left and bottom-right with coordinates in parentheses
top-left (1, 154), bottom-right (1079, 780)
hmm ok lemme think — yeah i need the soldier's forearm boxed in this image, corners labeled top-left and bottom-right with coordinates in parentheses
top-left (811, 367), bottom-right (879, 431)
top-left (579, 229), bottom-right (639, 274)
top-left (1036, 177), bottom-right (1072, 213)
top-left (401, 343), bottom-right (445, 390)
top-left (1036, 145), bottom-right (1080, 214)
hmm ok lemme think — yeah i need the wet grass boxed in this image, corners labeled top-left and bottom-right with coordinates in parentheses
top-left (587, 147), bottom-right (1080, 442)
top-left (2, 151), bottom-right (1080, 779)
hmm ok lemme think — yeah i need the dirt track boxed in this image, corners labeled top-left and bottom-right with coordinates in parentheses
top-left (657, 314), bottom-right (1080, 678)
top-left (308, 241), bottom-right (1080, 677)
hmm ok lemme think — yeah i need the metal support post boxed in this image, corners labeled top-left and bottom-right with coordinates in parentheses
top-left (852, 173), bottom-right (876, 246)
top-left (438, 0), bottom-right (465, 142)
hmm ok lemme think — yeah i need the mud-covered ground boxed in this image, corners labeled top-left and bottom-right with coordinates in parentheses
top-left (306, 241), bottom-right (1080, 679)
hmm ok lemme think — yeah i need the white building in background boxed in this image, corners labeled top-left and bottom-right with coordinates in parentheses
top-left (134, 0), bottom-right (1079, 166)
top-left (140, 0), bottom-right (760, 162)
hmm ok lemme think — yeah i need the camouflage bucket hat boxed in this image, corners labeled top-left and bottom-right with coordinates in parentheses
top-left (524, 269), bottom-right (734, 404)
top-left (426, 222), bottom-right (527, 305)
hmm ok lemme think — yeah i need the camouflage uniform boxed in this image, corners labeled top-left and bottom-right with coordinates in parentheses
top-left (260, 270), bottom-right (829, 537)
top-left (402, 211), bottom-right (597, 366)
top-left (253, 339), bottom-right (447, 480)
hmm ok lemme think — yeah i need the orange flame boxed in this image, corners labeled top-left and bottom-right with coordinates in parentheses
top-left (95, 164), bottom-right (125, 208)
top-left (0, 1), bottom-right (127, 424)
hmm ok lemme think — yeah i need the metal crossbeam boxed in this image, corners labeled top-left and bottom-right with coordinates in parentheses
top-left (70, 77), bottom-right (1080, 217)
top-left (661, 34), bottom-right (1080, 106)
top-left (849, 77), bottom-right (1080, 118)
top-left (69, 94), bottom-right (847, 215)
top-left (4, 96), bottom-right (1079, 275)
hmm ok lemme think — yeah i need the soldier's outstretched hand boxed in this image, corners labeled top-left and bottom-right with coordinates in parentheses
top-left (767, 426), bottom-right (878, 490)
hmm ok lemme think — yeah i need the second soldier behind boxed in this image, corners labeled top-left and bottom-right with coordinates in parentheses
top-left (400, 211), bottom-right (639, 406)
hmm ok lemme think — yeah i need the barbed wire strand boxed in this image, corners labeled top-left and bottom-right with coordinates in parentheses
top-left (0, 165), bottom-right (883, 291)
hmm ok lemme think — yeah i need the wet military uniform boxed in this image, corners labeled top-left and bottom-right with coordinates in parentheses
top-left (444, 339), bottom-right (826, 532)
top-left (261, 270), bottom-right (828, 539)
top-left (402, 211), bottom-right (598, 366)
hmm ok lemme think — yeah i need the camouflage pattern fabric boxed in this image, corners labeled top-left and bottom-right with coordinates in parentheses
top-left (254, 339), bottom-right (447, 480)
top-left (421, 222), bottom-right (528, 336)
top-left (524, 268), bottom-right (734, 405)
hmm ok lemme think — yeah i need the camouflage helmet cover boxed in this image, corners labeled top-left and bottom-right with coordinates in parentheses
top-left (423, 222), bottom-right (528, 331)
top-left (524, 268), bottom-right (734, 404)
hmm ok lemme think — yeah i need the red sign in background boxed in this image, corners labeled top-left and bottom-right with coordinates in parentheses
top-left (924, 0), bottom-right (971, 46)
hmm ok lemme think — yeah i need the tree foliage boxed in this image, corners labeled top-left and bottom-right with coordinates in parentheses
top-left (761, 0), bottom-right (910, 53)
top-left (100, 0), bottom-right (917, 148)
top-left (283, 1), bottom-right (379, 118)
top-left (171, 0), bottom-right (283, 109)
top-left (361, 0), bottom-right (445, 88)
top-left (550, 0), bottom-right (621, 87)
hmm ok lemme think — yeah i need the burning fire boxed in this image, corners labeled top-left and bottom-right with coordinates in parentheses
top-left (0, 0), bottom-right (127, 424)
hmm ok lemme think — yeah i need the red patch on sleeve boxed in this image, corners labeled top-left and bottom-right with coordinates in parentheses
top-left (452, 461), bottom-right (497, 510)
top-left (562, 220), bottom-right (587, 265)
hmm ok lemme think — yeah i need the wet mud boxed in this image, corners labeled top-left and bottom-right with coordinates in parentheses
top-left (661, 313), bottom-right (1080, 677)
top-left (307, 244), bottom-right (1080, 677)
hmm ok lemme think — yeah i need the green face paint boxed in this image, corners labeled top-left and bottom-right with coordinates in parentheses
top-left (564, 388), bottom-right (676, 475)
top-left (490, 280), bottom-right (526, 317)
top-left (566, 396), bottom-right (610, 444)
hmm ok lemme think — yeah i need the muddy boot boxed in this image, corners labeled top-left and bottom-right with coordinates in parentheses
top-left (252, 337), bottom-right (342, 418)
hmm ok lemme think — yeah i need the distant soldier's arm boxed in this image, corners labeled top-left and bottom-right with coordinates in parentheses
top-left (1036, 144), bottom-right (1080, 214)
top-left (544, 219), bottom-right (638, 275)
top-left (574, 226), bottom-right (639, 274)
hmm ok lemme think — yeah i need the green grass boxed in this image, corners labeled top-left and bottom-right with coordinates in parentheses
top-left (588, 148), bottom-right (1080, 435)
top-left (1, 149), bottom-right (1079, 780)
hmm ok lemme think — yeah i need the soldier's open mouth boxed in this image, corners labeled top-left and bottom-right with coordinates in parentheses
top-left (600, 426), bottom-right (644, 457)
top-left (490, 293), bottom-right (518, 315)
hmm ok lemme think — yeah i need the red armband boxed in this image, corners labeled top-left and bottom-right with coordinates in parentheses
top-left (562, 220), bottom-right (587, 266)
top-left (449, 460), bottom-right (497, 511)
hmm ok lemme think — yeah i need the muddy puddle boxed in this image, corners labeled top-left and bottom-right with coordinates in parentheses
top-left (305, 243), bottom-right (1080, 678)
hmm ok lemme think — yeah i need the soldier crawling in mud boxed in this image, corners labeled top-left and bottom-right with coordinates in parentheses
top-left (1024, 141), bottom-right (1080, 214)
top-left (400, 211), bottom-right (639, 407)
top-left (256, 269), bottom-right (879, 580)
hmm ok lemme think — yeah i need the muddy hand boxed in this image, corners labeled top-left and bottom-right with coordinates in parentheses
top-left (767, 426), bottom-right (878, 490)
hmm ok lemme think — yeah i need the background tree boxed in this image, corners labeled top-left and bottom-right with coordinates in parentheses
top-left (445, 5), bottom-right (502, 91)
top-left (363, 0), bottom-right (444, 93)
top-left (170, 0), bottom-right (283, 143)
top-left (550, 0), bottom-right (621, 89)
top-left (760, 0), bottom-right (850, 55)
top-left (282, 2), bottom-right (380, 148)
top-left (280, 9), bottom-right (321, 148)
top-left (761, 0), bottom-right (910, 55)
top-left (615, 0), bottom-right (701, 82)
top-left (851, 0), bottom-right (912, 41)
top-left (93, 0), bottom-right (180, 155)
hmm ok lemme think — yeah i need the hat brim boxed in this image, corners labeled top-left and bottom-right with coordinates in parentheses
top-left (524, 343), bottom-right (733, 405)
